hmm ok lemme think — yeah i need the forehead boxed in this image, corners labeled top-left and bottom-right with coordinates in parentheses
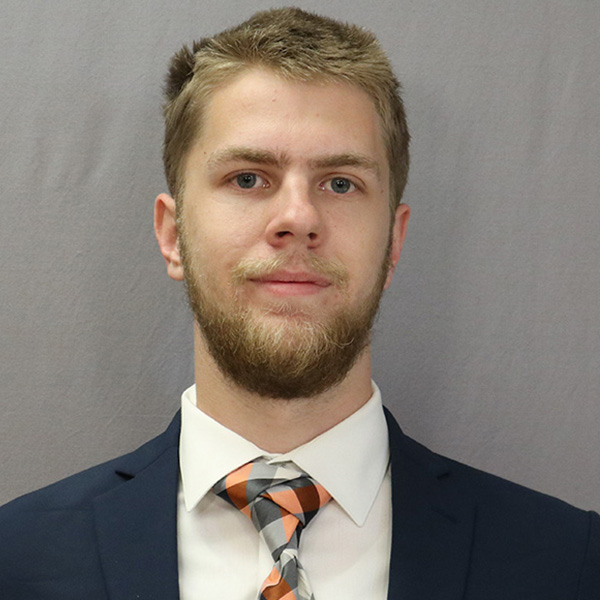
top-left (188, 69), bottom-right (388, 173)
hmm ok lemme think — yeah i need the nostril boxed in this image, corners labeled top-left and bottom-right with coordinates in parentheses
top-left (275, 230), bottom-right (317, 240)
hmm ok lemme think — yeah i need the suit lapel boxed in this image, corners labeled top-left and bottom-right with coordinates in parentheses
top-left (93, 414), bottom-right (181, 600)
top-left (385, 409), bottom-right (475, 600)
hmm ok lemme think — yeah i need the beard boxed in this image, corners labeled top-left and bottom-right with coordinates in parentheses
top-left (180, 239), bottom-right (390, 400)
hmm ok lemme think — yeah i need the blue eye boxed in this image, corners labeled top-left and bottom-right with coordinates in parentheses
top-left (331, 178), bottom-right (351, 193)
top-left (322, 177), bottom-right (356, 194)
top-left (236, 173), bottom-right (259, 189)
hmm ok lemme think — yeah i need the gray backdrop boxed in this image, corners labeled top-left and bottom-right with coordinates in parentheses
top-left (1, 1), bottom-right (598, 510)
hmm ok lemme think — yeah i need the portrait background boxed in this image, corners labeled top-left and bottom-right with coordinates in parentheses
top-left (1, 0), bottom-right (598, 508)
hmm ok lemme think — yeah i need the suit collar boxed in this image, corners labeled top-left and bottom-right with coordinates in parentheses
top-left (93, 413), bottom-right (181, 600)
top-left (385, 408), bottom-right (475, 600)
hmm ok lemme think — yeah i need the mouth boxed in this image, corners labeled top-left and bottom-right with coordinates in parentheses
top-left (250, 271), bottom-right (331, 296)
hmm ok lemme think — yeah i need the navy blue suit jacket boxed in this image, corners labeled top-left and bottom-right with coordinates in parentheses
top-left (1, 408), bottom-right (599, 599)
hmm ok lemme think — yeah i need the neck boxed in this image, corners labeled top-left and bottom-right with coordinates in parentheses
top-left (191, 323), bottom-right (374, 453)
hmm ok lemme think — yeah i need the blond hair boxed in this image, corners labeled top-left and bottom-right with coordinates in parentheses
top-left (162, 7), bottom-right (409, 211)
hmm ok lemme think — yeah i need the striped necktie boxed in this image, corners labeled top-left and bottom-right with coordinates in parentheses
top-left (213, 459), bottom-right (331, 600)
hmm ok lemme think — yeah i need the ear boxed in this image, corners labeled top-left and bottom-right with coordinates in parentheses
top-left (384, 203), bottom-right (410, 289)
top-left (154, 193), bottom-right (184, 281)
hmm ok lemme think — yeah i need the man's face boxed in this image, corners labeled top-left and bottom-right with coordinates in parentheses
top-left (168, 69), bottom-right (408, 398)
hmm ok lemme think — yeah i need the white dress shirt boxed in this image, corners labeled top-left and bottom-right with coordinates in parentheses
top-left (177, 383), bottom-right (392, 600)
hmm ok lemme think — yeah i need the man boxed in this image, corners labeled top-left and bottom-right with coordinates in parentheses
top-left (0, 7), bottom-right (598, 600)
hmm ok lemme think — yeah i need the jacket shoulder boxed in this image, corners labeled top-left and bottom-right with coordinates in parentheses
top-left (386, 410), bottom-right (600, 597)
top-left (439, 451), bottom-right (600, 596)
top-left (0, 411), bottom-right (180, 514)
top-left (0, 413), bottom-right (180, 597)
top-left (419, 433), bottom-right (591, 517)
top-left (386, 406), bottom-right (594, 518)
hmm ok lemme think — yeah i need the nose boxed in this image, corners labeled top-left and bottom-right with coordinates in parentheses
top-left (265, 179), bottom-right (322, 249)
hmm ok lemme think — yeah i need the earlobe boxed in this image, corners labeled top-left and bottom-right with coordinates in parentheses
top-left (384, 203), bottom-right (410, 289)
top-left (154, 193), bottom-right (184, 281)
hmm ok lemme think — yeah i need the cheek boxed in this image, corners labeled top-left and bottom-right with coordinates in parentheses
top-left (356, 221), bottom-right (392, 285)
top-left (185, 201), bottom-right (258, 252)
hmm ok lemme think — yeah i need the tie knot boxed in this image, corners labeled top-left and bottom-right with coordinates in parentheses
top-left (213, 459), bottom-right (330, 545)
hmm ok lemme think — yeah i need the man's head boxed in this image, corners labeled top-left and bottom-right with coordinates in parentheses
top-left (155, 9), bottom-right (410, 400)
top-left (162, 7), bottom-right (409, 214)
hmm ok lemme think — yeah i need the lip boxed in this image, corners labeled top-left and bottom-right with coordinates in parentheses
top-left (250, 271), bottom-right (331, 296)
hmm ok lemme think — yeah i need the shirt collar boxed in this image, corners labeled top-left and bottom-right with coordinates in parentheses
top-left (179, 382), bottom-right (389, 526)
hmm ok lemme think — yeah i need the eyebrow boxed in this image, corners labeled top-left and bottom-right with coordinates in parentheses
top-left (308, 153), bottom-right (381, 179)
top-left (206, 146), bottom-right (381, 180)
top-left (206, 147), bottom-right (289, 171)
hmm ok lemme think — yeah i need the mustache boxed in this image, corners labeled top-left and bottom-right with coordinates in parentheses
top-left (230, 254), bottom-right (349, 288)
